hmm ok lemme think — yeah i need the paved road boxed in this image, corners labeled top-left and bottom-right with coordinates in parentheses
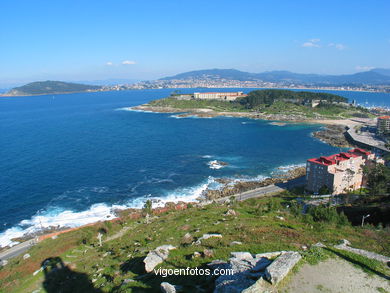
top-left (215, 176), bottom-right (306, 203)
top-left (0, 238), bottom-right (37, 264)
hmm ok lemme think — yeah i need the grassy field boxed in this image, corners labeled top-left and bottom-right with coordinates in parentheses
top-left (1, 194), bottom-right (389, 292)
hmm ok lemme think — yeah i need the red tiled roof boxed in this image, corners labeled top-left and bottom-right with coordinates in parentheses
top-left (349, 148), bottom-right (371, 156)
top-left (378, 116), bottom-right (390, 119)
top-left (198, 92), bottom-right (245, 95)
top-left (308, 148), bottom-right (370, 166)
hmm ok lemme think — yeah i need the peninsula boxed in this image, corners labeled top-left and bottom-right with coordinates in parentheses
top-left (133, 89), bottom-right (373, 122)
top-left (3, 81), bottom-right (102, 96)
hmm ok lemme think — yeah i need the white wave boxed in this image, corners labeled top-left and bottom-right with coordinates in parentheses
top-left (207, 160), bottom-right (227, 170)
top-left (272, 163), bottom-right (305, 175)
top-left (169, 114), bottom-right (212, 119)
top-left (0, 161), bottom-right (305, 248)
top-left (157, 176), bottom-right (219, 204)
top-left (0, 203), bottom-right (126, 248)
top-left (201, 155), bottom-right (213, 159)
top-left (169, 114), bottom-right (188, 119)
top-left (115, 107), bottom-right (155, 113)
top-left (0, 176), bottom-right (220, 248)
top-left (229, 174), bottom-right (268, 183)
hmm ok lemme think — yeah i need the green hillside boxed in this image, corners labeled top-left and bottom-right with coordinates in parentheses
top-left (147, 89), bottom-right (372, 119)
top-left (6, 81), bottom-right (102, 96)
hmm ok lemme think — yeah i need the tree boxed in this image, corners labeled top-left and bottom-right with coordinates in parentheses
top-left (363, 164), bottom-right (390, 196)
top-left (319, 185), bottom-right (331, 195)
top-left (142, 200), bottom-right (153, 224)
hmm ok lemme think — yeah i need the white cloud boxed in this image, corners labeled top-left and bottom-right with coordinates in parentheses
top-left (302, 38), bottom-right (321, 48)
top-left (355, 65), bottom-right (375, 71)
top-left (122, 60), bottom-right (136, 65)
top-left (328, 43), bottom-right (346, 50)
top-left (106, 61), bottom-right (113, 66)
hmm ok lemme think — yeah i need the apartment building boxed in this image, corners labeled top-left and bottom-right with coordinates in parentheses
top-left (377, 116), bottom-right (390, 134)
top-left (306, 148), bottom-right (378, 195)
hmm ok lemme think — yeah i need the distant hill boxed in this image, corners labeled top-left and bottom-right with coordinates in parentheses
top-left (5, 81), bottom-right (102, 96)
top-left (160, 69), bottom-right (258, 81)
top-left (371, 68), bottom-right (390, 77)
top-left (161, 68), bottom-right (390, 85)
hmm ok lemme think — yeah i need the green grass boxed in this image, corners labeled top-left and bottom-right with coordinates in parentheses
top-left (0, 196), bottom-right (389, 292)
top-left (148, 98), bottom-right (372, 119)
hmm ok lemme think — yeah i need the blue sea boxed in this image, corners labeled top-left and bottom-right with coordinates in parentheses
top-left (1, 88), bottom-right (389, 247)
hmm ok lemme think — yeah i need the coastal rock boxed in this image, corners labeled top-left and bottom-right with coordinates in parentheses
top-left (313, 125), bottom-right (351, 148)
top-left (334, 240), bottom-right (390, 264)
top-left (254, 251), bottom-right (284, 259)
top-left (203, 167), bottom-right (306, 201)
top-left (203, 249), bottom-right (214, 258)
top-left (213, 252), bottom-right (273, 293)
top-left (160, 282), bottom-right (177, 293)
top-left (143, 245), bottom-right (176, 273)
top-left (225, 209), bottom-right (237, 216)
top-left (230, 241), bottom-right (243, 246)
top-left (264, 251), bottom-right (301, 284)
top-left (194, 233), bottom-right (222, 245)
top-left (312, 242), bottom-right (326, 248)
top-left (181, 233), bottom-right (193, 244)
top-left (230, 252), bottom-right (253, 260)
top-left (213, 250), bottom-right (301, 293)
top-left (208, 160), bottom-right (228, 170)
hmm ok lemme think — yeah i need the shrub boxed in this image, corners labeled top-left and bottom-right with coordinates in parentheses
top-left (305, 205), bottom-right (349, 226)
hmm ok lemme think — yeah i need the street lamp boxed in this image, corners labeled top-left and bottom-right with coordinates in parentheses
top-left (361, 214), bottom-right (370, 227)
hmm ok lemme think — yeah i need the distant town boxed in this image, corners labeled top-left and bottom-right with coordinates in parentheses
top-left (3, 68), bottom-right (390, 96)
top-left (103, 77), bottom-right (390, 93)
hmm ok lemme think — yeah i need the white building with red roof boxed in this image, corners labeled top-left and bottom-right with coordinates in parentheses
top-left (306, 148), bottom-right (379, 195)
top-left (193, 92), bottom-right (247, 101)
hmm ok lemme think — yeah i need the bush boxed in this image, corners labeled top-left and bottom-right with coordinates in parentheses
top-left (301, 247), bottom-right (330, 265)
top-left (305, 205), bottom-right (349, 226)
top-left (255, 198), bottom-right (281, 215)
top-left (288, 200), bottom-right (302, 217)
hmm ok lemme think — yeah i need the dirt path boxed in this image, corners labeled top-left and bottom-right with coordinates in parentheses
top-left (282, 258), bottom-right (390, 293)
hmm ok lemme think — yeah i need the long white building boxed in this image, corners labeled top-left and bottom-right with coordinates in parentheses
top-left (193, 92), bottom-right (247, 101)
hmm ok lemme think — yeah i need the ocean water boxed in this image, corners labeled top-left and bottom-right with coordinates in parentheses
top-left (1, 88), bottom-right (389, 247)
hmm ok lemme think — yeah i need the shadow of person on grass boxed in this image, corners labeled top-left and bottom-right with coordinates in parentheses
top-left (42, 257), bottom-right (102, 293)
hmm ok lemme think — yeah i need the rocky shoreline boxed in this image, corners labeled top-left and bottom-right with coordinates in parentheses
top-left (131, 104), bottom-right (360, 125)
top-left (201, 167), bottom-right (306, 201)
top-left (312, 125), bottom-right (352, 148)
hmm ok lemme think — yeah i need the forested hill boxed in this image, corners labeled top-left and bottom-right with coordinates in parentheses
top-left (5, 81), bottom-right (102, 96)
top-left (238, 89), bottom-right (348, 108)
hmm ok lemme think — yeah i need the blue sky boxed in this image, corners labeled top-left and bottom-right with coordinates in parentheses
top-left (0, 0), bottom-right (389, 85)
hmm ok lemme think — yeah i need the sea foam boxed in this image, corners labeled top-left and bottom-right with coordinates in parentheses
top-left (115, 107), bottom-right (155, 113)
top-left (0, 177), bottom-right (220, 248)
